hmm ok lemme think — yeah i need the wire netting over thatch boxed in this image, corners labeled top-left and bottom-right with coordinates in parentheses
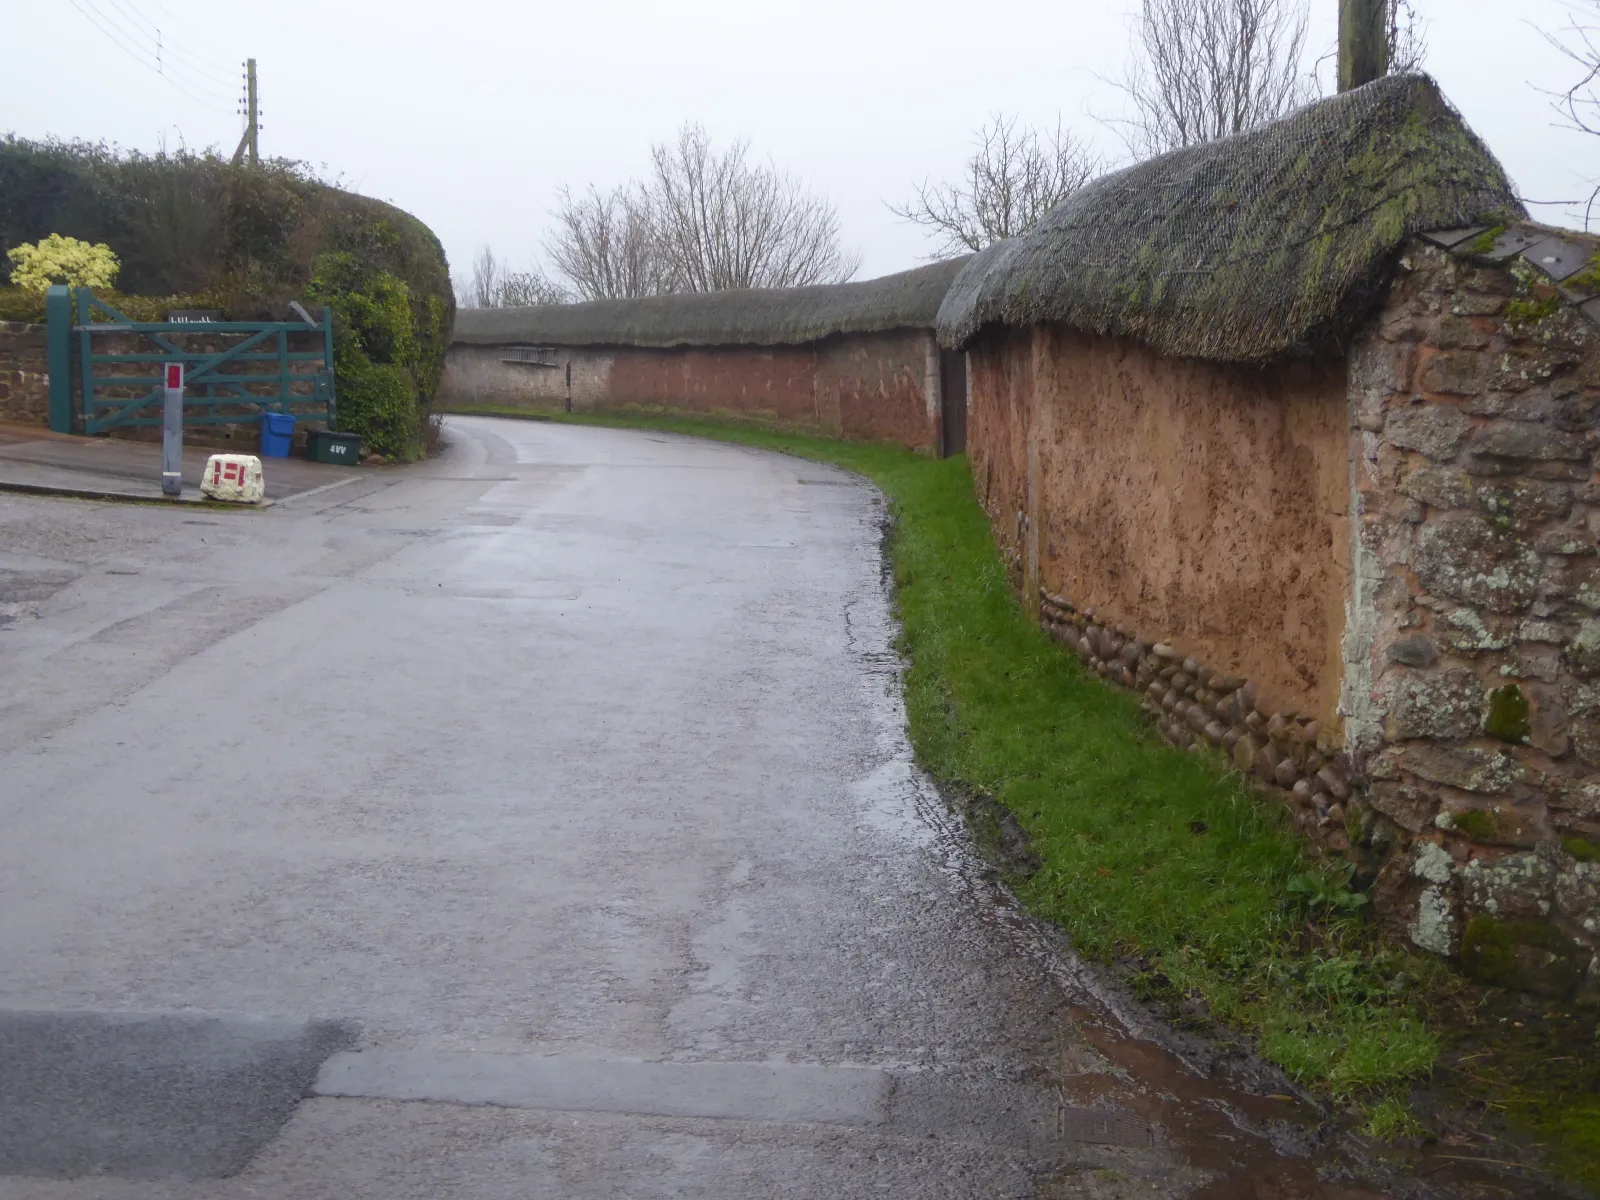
top-left (937, 76), bottom-right (1525, 363)
top-left (453, 257), bottom-right (969, 349)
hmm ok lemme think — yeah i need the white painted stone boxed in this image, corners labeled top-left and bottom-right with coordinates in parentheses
top-left (200, 454), bottom-right (265, 503)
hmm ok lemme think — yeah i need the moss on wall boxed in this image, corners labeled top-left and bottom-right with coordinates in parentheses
top-left (1484, 684), bottom-right (1532, 743)
top-left (1459, 915), bottom-right (1583, 996)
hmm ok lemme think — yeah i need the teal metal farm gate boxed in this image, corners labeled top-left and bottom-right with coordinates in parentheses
top-left (45, 285), bottom-right (335, 436)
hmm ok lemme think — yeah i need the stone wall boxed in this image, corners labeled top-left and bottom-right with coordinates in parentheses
top-left (438, 330), bottom-right (942, 453)
top-left (0, 322), bottom-right (49, 425)
top-left (1344, 230), bottom-right (1600, 990)
top-left (968, 223), bottom-right (1600, 995)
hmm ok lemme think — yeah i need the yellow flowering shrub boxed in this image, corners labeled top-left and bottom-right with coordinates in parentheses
top-left (7, 233), bottom-right (121, 292)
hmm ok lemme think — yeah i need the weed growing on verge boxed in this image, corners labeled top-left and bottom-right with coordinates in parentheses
top-left (1363, 1096), bottom-right (1427, 1142)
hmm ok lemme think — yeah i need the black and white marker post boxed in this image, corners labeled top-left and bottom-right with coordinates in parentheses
top-left (162, 361), bottom-right (183, 497)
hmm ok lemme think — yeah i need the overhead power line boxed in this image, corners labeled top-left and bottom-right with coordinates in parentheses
top-left (65, 0), bottom-right (238, 114)
top-left (99, 0), bottom-right (240, 89)
top-left (80, 0), bottom-right (236, 103)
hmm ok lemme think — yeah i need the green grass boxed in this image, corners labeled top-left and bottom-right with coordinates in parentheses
top-left (446, 405), bottom-right (1599, 1183)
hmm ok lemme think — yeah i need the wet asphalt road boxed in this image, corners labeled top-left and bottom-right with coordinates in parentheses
top-left (0, 417), bottom-right (1251, 1198)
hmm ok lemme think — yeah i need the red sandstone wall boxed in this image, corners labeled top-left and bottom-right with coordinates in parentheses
top-left (0, 323), bottom-right (50, 426)
top-left (968, 324), bottom-right (1351, 723)
top-left (605, 345), bottom-right (819, 426)
top-left (440, 331), bottom-right (943, 453)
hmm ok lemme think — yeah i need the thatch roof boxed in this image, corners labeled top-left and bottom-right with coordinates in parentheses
top-left (453, 258), bottom-right (969, 349)
top-left (937, 75), bottom-right (1525, 362)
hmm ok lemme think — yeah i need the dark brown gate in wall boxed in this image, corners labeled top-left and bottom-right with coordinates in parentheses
top-left (938, 349), bottom-right (967, 457)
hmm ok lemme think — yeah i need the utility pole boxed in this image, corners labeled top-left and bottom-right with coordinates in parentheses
top-left (232, 58), bottom-right (259, 166)
top-left (1339, 0), bottom-right (1388, 92)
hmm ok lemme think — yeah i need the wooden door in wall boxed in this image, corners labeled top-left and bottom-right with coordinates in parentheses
top-left (939, 349), bottom-right (968, 457)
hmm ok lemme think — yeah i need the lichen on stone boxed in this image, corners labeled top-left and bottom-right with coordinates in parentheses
top-left (1555, 861), bottom-right (1600, 936)
top-left (1411, 884), bottom-right (1458, 954)
top-left (1565, 620), bottom-right (1600, 677)
top-left (1400, 743), bottom-right (1525, 793)
top-left (1413, 840), bottom-right (1456, 883)
top-left (1460, 849), bottom-right (1554, 919)
top-left (1412, 514), bottom-right (1542, 614)
top-left (1385, 667), bottom-right (1483, 739)
top-left (1440, 607), bottom-right (1513, 652)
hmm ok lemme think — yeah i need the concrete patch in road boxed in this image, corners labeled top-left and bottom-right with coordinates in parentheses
top-left (316, 1051), bottom-right (891, 1128)
top-left (315, 1051), bottom-right (1154, 1151)
top-left (0, 1010), bottom-right (358, 1179)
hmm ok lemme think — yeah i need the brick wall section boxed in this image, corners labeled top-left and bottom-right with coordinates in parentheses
top-left (0, 322), bottom-right (50, 425)
top-left (1345, 235), bottom-right (1600, 988)
top-left (439, 331), bottom-right (941, 453)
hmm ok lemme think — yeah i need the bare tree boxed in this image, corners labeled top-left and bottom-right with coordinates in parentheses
top-left (889, 116), bottom-right (1102, 258)
top-left (1538, 0), bottom-right (1600, 227)
top-left (545, 183), bottom-right (672, 300)
top-left (540, 125), bottom-right (859, 296)
top-left (1386, 0), bottom-right (1428, 75)
top-left (646, 124), bottom-right (860, 291)
top-left (1109, 0), bottom-right (1314, 156)
top-left (459, 245), bottom-right (567, 308)
top-left (495, 268), bottom-right (568, 306)
top-left (462, 245), bottom-right (501, 309)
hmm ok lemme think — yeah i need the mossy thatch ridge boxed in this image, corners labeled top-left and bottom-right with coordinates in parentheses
top-left (936, 75), bottom-right (1525, 363)
top-left (452, 257), bottom-right (968, 349)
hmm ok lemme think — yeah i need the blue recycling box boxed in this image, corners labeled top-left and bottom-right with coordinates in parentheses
top-left (260, 412), bottom-right (295, 458)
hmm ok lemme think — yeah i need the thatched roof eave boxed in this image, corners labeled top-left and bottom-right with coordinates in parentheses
top-left (936, 75), bottom-right (1525, 364)
top-left (453, 258), bottom-right (969, 350)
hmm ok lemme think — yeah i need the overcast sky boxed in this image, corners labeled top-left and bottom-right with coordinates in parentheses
top-left (3, 0), bottom-right (1595, 287)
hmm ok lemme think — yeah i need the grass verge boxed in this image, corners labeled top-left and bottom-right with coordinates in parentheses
top-left (446, 405), bottom-right (1600, 1186)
